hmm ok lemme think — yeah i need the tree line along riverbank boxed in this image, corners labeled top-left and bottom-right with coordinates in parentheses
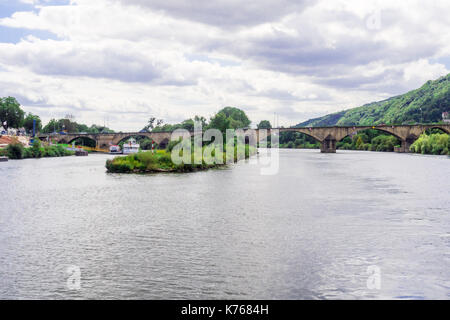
top-left (2, 95), bottom-right (448, 158)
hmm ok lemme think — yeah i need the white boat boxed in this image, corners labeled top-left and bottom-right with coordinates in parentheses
top-left (109, 144), bottom-right (121, 154)
top-left (122, 138), bottom-right (140, 154)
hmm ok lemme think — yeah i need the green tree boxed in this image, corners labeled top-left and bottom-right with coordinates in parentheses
top-left (42, 119), bottom-right (60, 133)
top-left (77, 123), bottom-right (90, 132)
top-left (181, 119), bottom-right (195, 131)
top-left (59, 118), bottom-right (78, 133)
top-left (208, 107), bottom-right (251, 133)
top-left (169, 116), bottom-right (208, 132)
top-left (194, 115), bottom-right (207, 127)
top-left (355, 136), bottom-right (364, 150)
top-left (208, 112), bottom-right (230, 133)
top-left (0, 97), bottom-right (25, 131)
top-left (88, 124), bottom-right (114, 133)
top-left (142, 117), bottom-right (155, 132)
top-left (23, 113), bottom-right (42, 134)
top-left (257, 120), bottom-right (272, 129)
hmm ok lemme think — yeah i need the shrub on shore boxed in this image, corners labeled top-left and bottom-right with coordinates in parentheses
top-left (410, 133), bottom-right (449, 155)
top-left (6, 143), bottom-right (24, 159)
top-left (5, 142), bottom-right (74, 159)
top-left (336, 130), bottom-right (401, 152)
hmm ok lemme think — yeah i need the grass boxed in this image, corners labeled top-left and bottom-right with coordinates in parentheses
top-left (106, 144), bottom-right (256, 173)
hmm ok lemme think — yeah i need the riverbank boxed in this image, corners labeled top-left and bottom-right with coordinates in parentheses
top-left (0, 141), bottom-right (74, 159)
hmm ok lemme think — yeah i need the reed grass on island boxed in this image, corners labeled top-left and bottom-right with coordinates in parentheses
top-left (106, 144), bottom-right (256, 173)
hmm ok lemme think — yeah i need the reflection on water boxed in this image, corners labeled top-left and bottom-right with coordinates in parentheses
top-left (0, 150), bottom-right (449, 299)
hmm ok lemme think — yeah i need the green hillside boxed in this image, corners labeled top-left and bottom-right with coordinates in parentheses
top-left (297, 73), bottom-right (450, 127)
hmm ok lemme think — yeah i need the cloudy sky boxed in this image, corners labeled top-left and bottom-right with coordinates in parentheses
top-left (0, 0), bottom-right (449, 131)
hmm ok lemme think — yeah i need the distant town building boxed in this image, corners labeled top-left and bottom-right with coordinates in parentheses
top-left (443, 112), bottom-right (450, 123)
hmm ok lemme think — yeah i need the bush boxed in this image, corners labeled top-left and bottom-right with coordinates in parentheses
top-left (31, 139), bottom-right (43, 158)
top-left (7, 143), bottom-right (24, 159)
top-left (410, 133), bottom-right (449, 155)
top-left (44, 148), bottom-right (56, 157)
top-left (6, 142), bottom-right (75, 160)
top-left (158, 153), bottom-right (172, 166)
top-left (23, 148), bottom-right (33, 158)
top-left (107, 142), bottom-right (257, 174)
top-left (167, 138), bottom-right (183, 152)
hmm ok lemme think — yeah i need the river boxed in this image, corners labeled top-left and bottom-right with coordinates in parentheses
top-left (0, 150), bottom-right (449, 299)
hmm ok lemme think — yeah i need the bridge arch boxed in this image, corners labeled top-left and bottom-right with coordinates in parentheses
top-left (345, 127), bottom-right (403, 142)
top-left (158, 138), bottom-right (170, 149)
top-left (337, 128), bottom-right (402, 152)
top-left (290, 129), bottom-right (323, 143)
top-left (67, 136), bottom-right (97, 147)
top-left (276, 128), bottom-right (323, 144)
top-left (113, 134), bottom-right (151, 146)
top-left (422, 125), bottom-right (450, 135)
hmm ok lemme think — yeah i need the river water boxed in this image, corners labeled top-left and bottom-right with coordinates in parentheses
top-left (0, 150), bottom-right (449, 299)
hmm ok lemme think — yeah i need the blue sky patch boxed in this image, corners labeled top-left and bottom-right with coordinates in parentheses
top-left (0, 25), bottom-right (58, 43)
top-left (185, 53), bottom-right (241, 67)
top-left (0, 0), bottom-right (35, 18)
top-left (0, 0), bottom-right (71, 18)
top-left (431, 56), bottom-right (450, 69)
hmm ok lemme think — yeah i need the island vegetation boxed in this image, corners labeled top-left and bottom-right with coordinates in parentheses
top-left (106, 144), bottom-right (255, 173)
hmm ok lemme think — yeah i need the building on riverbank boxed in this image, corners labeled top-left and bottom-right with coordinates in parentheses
top-left (443, 112), bottom-right (450, 123)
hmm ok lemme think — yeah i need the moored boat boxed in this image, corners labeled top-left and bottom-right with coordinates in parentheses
top-left (122, 138), bottom-right (140, 154)
top-left (109, 144), bottom-right (122, 154)
top-left (75, 149), bottom-right (88, 156)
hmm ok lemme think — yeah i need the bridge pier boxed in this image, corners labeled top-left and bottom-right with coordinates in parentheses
top-left (320, 137), bottom-right (337, 153)
top-left (398, 139), bottom-right (413, 153)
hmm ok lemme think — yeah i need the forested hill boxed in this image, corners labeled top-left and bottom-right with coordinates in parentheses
top-left (296, 73), bottom-right (450, 127)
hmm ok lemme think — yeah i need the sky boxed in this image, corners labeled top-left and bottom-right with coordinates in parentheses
top-left (0, 0), bottom-right (449, 131)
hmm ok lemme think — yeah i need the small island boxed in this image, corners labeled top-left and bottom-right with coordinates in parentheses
top-left (106, 144), bottom-right (256, 174)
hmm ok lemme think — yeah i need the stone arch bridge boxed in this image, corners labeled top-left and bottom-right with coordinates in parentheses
top-left (39, 131), bottom-right (173, 151)
top-left (256, 124), bottom-right (450, 153)
top-left (39, 124), bottom-right (450, 153)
